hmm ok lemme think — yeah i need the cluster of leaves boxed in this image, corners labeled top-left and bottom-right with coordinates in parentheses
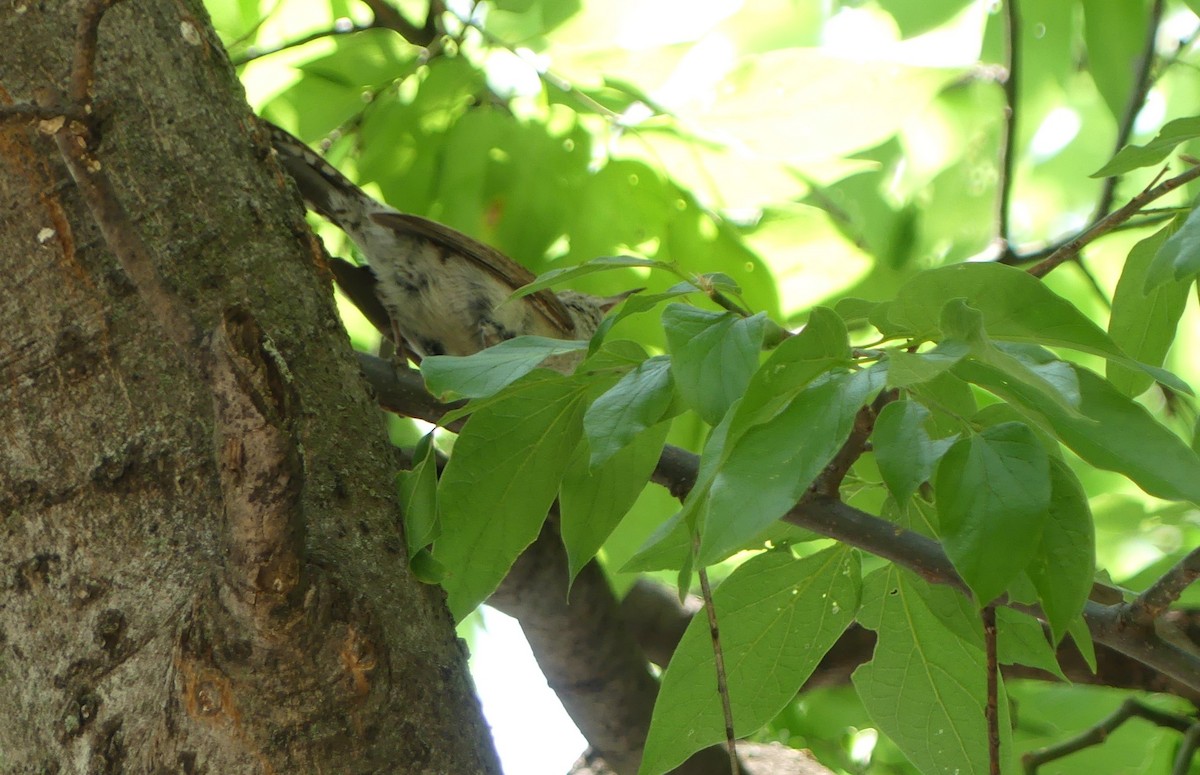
top-left (211, 0), bottom-right (1200, 772)
top-left (404, 220), bottom-right (1200, 772)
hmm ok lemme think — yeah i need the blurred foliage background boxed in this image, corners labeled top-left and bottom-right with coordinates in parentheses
top-left (206, 0), bottom-right (1200, 771)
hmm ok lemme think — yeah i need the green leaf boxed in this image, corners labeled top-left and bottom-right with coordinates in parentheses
top-left (934, 422), bottom-right (1052, 604)
top-left (886, 341), bottom-right (970, 388)
top-left (959, 361), bottom-right (1200, 504)
top-left (640, 547), bottom-right (860, 775)
top-left (1144, 205), bottom-right (1200, 291)
top-left (890, 263), bottom-right (1115, 352)
top-left (560, 422), bottom-right (670, 582)
top-left (663, 305), bottom-right (768, 425)
top-left (1027, 458), bottom-right (1095, 645)
top-left (873, 400), bottom-right (957, 503)
top-left (854, 567), bottom-right (1010, 775)
top-left (728, 306), bottom-right (851, 436)
top-left (509, 254), bottom-right (664, 299)
top-left (584, 355), bottom-right (675, 467)
top-left (397, 431), bottom-right (440, 559)
top-left (833, 296), bottom-right (878, 326)
top-left (973, 342), bottom-right (1082, 415)
top-left (938, 297), bottom-right (985, 342)
top-left (435, 377), bottom-right (588, 619)
top-left (700, 367), bottom-right (884, 564)
top-left (1109, 224), bottom-right (1189, 396)
top-left (1092, 116), bottom-right (1200, 177)
top-left (421, 336), bottom-right (589, 398)
top-left (878, 0), bottom-right (974, 37)
top-left (908, 372), bottom-right (979, 439)
top-left (621, 510), bottom-right (692, 572)
top-left (1082, 0), bottom-right (1150, 122)
top-left (996, 608), bottom-right (1067, 680)
top-left (1067, 616), bottom-right (1098, 673)
top-left (890, 262), bottom-right (1192, 395)
top-left (409, 548), bottom-right (447, 584)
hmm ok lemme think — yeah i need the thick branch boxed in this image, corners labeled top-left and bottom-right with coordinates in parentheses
top-left (1125, 546), bottom-right (1200, 627)
top-left (490, 521), bottom-right (738, 775)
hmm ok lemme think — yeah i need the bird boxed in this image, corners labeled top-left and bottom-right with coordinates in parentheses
top-left (266, 122), bottom-right (631, 365)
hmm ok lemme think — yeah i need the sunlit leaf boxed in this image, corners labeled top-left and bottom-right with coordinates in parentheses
top-left (436, 376), bottom-right (588, 619)
top-left (421, 336), bottom-right (588, 398)
top-left (663, 305), bottom-right (768, 425)
top-left (958, 361), bottom-right (1200, 503)
top-left (727, 306), bottom-right (851, 436)
top-left (886, 341), bottom-right (969, 387)
top-left (1144, 205), bottom-right (1200, 292)
top-left (1027, 458), bottom-right (1095, 645)
top-left (1092, 116), bottom-right (1200, 177)
top-left (889, 263), bottom-right (1191, 394)
top-left (397, 431), bottom-right (439, 559)
top-left (510, 254), bottom-right (665, 300)
top-left (935, 422), bottom-right (1052, 604)
top-left (560, 422), bottom-right (670, 582)
top-left (854, 567), bottom-right (1012, 775)
top-left (688, 49), bottom-right (955, 166)
top-left (1108, 223), bottom-right (1188, 396)
top-left (641, 547), bottom-right (860, 775)
top-left (873, 400), bottom-right (957, 503)
top-left (700, 366), bottom-right (884, 564)
top-left (584, 355), bottom-right (676, 466)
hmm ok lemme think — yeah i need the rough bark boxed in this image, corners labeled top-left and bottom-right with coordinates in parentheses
top-left (0, 0), bottom-right (499, 771)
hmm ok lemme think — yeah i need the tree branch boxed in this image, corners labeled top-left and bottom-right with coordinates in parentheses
top-left (1124, 546), bottom-right (1200, 627)
top-left (232, 0), bottom-right (442, 66)
top-left (1028, 161), bottom-right (1200, 279)
top-left (233, 21), bottom-right (377, 66)
top-left (1021, 698), bottom-right (1195, 773)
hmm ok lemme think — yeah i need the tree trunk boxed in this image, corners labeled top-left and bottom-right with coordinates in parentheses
top-left (0, 0), bottom-right (500, 771)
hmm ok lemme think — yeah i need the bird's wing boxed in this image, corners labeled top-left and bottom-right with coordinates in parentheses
top-left (369, 211), bottom-right (577, 336)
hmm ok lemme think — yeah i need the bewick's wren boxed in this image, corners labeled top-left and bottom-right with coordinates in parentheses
top-left (268, 123), bottom-right (629, 364)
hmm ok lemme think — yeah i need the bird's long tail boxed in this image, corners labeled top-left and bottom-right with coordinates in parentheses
top-left (266, 122), bottom-right (395, 237)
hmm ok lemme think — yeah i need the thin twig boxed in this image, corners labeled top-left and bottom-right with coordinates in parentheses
top-left (1029, 161), bottom-right (1200, 278)
top-left (1173, 723), bottom-right (1200, 775)
top-left (705, 287), bottom-right (754, 319)
top-left (361, 0), bottom-right (442, 46)
top-left (1022, 698), bottom-right (1194, 773)
top-left (1124, 546), bottom-right (1200, 627)
top-left (996, 0), bottom-right (1021, 248)
top-left (0, 103), bottom-right (88, 124)
top-left (232, 0), bottom-right (442, 66)
top-left (1071, 257), bottom-right (1113, 310)
top-left (233, 21), bottom-right (377, 66)
top-left (983, 604), bottom-right (1000, 775)
top-left (694, 534), bottom-right (739, 775)
top-left (809, 391), bottom-right (895, 498)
